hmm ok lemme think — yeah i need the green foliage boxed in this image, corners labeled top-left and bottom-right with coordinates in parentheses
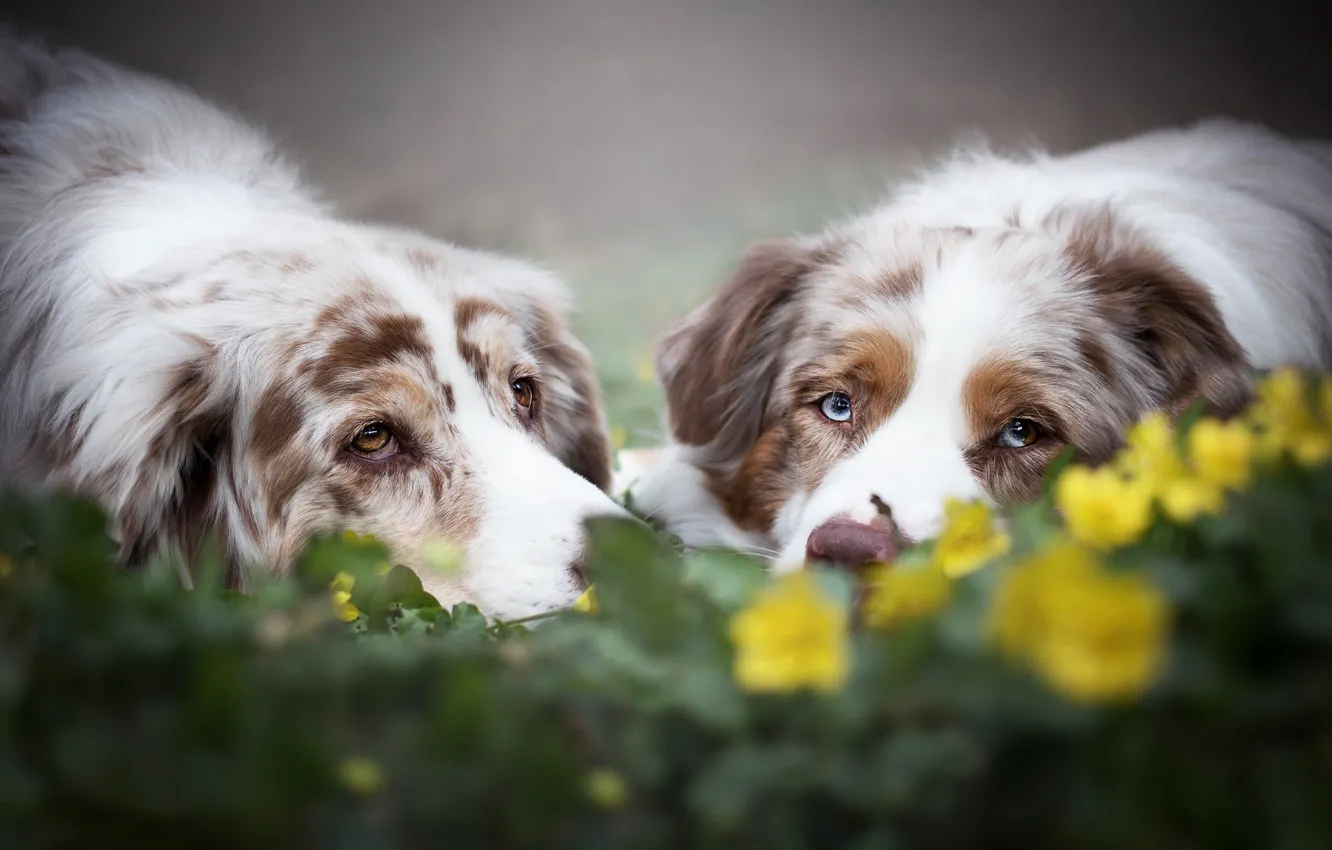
top-left (2, 445), bottom-right (1332, 849)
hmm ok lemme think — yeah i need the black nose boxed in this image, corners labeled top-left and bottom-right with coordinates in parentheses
top-left (805, 515), bottom-right (899, 572)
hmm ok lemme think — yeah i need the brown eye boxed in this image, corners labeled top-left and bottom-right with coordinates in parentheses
top-left (996, 418), bottom-right (1042, 448)
top-left (349, 422), bottom-right (397, 459)
top-left (511, 378), bottom-right (535, 414)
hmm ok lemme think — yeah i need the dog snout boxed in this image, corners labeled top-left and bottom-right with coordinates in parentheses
top-left (805, 515), bottom-right (899, 572)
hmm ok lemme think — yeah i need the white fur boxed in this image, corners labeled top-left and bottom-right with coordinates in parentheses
top-left (0, 36), bottom-right (625, 619)
top-left (638, 119), bottom-right (1332, 570)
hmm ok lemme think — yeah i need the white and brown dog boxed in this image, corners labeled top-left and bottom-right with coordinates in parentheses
top-left (633, 120), bottom-right (1332, 572)
top-left (0, 36), bottom-right (627, 619)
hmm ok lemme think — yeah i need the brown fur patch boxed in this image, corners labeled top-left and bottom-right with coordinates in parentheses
top-left (456, 338), bottom-right (488, 385)
top-left (961, 360), bottom-right (1078, 505)
top-left (250, 381), bottom-right (308, 521)
top-left (657, 240), bottom-right (827, 461)
top-left (454, 297), bottom-right (512, 335)
top-left (453, 297), bottom-right (514, 388)
top-left (791, 330), bottom-right (916, 431)
top-left (527, 308), bottom-right (612, 491)
top-left (1064, 212), bottom-right (1252, 418)
top-left (304, 303), bottom-right (434, 396)
top-left (710, 424), bottom-right (794, 531)
top-left (711, 328), bottom-right (916, 533)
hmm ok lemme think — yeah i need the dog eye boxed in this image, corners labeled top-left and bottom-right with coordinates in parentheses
top-left (349, 422), bottom-right (398, 459)
top-left (818, 392), bottom-right (853, 423)
top-left (511, 378), bottom-right (535, 415)
top-left (996, 418), bottom-right (1042, 448)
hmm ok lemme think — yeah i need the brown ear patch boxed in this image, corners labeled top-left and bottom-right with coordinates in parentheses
top-left (528, 309), bottom-right (612, 492)
top-left (708, 423), bottom-right (796, 533)
top-left (656, 239), bottom-right (831, 467)
top-left (1065, 213), bottom-right (1252, 419)
top-left (118, 347), bottom-right (243, 587)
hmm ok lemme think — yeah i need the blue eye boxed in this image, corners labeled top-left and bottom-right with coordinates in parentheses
top-left (996, 418), bottom-right (1042, 448)
top-left (818, 392), bottom-right (853, 423)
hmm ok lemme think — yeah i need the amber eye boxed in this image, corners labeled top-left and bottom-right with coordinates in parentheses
top-left (511, 378), bottom-right (535, 413)
top-left (349, 422), bottom-right (397, 459)
top-left (996, 418), bottom-right (1042, 448)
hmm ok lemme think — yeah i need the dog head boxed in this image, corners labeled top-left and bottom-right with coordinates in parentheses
top-left (655, 208), bottom-right (1251, 571)
top-left (28, 229), bottom-right (622, 620)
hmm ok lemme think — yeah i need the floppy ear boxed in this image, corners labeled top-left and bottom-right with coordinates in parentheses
top-left (656, 239), bottom-right (818, 466)
top-left (45, 341), bottom-right (242, 586)
top-left (116, 350), bottom-right (241, 584)
top-left (528, 309), bottom-right (613, 492)
top-left (1072, 219), bottom-right (1252, 419)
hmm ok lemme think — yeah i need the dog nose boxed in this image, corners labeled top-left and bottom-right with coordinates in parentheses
top-left (805, 516), bottom-right (898, 571)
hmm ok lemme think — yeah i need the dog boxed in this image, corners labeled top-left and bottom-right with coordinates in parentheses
top-left (0, 35), bottom-right (628, 620)
top-left (631, 120), bottom-right (1332, 572)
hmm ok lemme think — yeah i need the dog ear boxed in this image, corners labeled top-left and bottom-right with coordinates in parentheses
top-left (656, 239), bottom-right (819, 466)
top-left (71, 344), bottom-right (239, 585)
top-left (528, 309), bottom-right (613, 492)
top-left (1070, 218), bottom-right (1252, 419)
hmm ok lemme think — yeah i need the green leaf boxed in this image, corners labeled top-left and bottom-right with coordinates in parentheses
top-left (1174, 394), bottom-right (1211, 449)
top-left (444, 603), bottom-right (490, 645)
top-left (680, 549), bottom-right (770, 610)
top-left (809, 567), bottom-right (856, 612)
top-left (366, 564), bottom-right (441, 618)
top-left (1041, 442), bottom-right (1079, 500)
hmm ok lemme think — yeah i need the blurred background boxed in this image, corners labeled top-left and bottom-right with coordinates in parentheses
top-left (4, 0), bottom-right (1330, 447)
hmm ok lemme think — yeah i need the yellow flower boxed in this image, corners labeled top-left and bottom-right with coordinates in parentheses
top-left (1186, 418), bottom-right (1254, 491)
top-left (729, 571), bottom-right (849, 694)
top-left (862, 563), bottom-right (952, 629)
top-left (989, 540), bottom-right (1168, 703)
top-left (585, 768), bottom-right (629, 809)
top-left (1115, 412), bottom-right (1183, 488)
top-left (1156, 475), bottom-right (1225, 523)
top-left (330, 571), bottom-right (355, 594)
top-left (332, 593), bottom-right (361, 623)
top-left (1292, 431), bottom-right (1332, 468)
top-left (931, 498), bottom-right (1010, 578)
top-left (338, 757), bottom-right (384, 796)
top-left (341, 530), bottom-right (380, 547)
top-left (988, 547), bottom-right (1048, 659)
top-left (1055, 465), bottom-right (1155, 549)
top-left (329, 571), bottom-right (361, 622)
top-left (573, 585), bottom-right (599, 614)
top-left (1245, 367), bottom-right (1331, 467)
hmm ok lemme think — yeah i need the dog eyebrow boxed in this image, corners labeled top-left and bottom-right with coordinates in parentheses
top-left (299, 298), bottom-right (436, 396)
top-left (454, 297), bottom-right (518, 387)
top-left (453, 297), bottom-right (513, 336)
